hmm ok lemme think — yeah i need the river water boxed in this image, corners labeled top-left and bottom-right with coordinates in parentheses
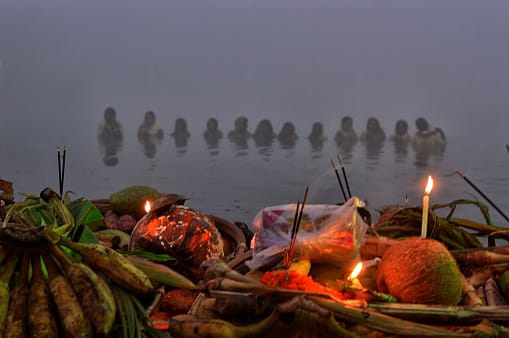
top-left (1, 0), bottom-right (508, 230)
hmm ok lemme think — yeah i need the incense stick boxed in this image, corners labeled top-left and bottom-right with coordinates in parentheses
top-left (337, 155), bottom-right (352, 199)
top-left (61, 146), bottom-right (66, 197)
top-left (289, 200), bottom-right (301, 244)
top-left (289, 187), bottom-right (309, 259)
top-left (456, 171), bottom-right (509, 223)
top-left (57, 147), bottom-right (62, 196)
top-left (330, 159), bottom-right (347, 202)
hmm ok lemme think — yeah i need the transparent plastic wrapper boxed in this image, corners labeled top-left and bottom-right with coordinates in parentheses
top-left (246, 197), bottom-right (368, 270)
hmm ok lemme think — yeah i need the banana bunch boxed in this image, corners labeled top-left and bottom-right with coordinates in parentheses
top-left (0, 226), bottom-right (155, 338)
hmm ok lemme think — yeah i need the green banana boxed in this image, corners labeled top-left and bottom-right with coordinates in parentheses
top-left (95, 229), bottom-right (131, 248)
top-left (44, 254), bottom-right (93, 338)
top-left (0, 254), bottom-right (19, 333)
top-left (51, 245), bottom-right (116, 336)
top-left (28, 255), bottom-right (59, 337)
top-left (59, 237), bottom-right (153, 294)
top-left (126, 255), bottom-right (196, 289)
top-left (3, 254), bottom-right (29, 338)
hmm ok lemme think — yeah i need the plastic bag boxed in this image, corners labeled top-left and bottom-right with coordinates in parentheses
top-left (246, 197), bottom-right (368, 270)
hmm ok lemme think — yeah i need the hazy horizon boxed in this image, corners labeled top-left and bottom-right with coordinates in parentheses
top-left (1, 0), bottom-right (508, 224)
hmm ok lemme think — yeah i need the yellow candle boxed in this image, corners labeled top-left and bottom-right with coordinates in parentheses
top-left (421, 176), bottom-right (434, 238)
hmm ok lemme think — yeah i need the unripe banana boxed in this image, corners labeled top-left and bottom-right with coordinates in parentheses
top-left (51, 245), bottom-right (116, 336)
top-left (60, 238), bottom-right (153, 294)
top-left (0, 254), bottom-right (18, 332)
top-left (3, 254), bottom-right (29, 338)
top-left (169, 315), bottom-right (237, 338)
top-left (28, 255), bottom-right (59, 337)
top-left (44, 255), bottom-right (93, 338)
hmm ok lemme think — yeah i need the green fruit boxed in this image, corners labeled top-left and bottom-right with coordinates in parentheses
top-left (376, 237), bottom-right (462, 305)
top-left (109, 185), bottom-right (161, 219)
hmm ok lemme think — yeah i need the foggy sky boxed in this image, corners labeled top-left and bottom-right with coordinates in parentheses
top-left (1, 0), bottom-right (509, 138)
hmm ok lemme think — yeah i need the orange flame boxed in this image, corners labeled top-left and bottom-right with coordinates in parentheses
top-left (425, 175), bottom-right (434, 195)
top-left (349, 262), bottom-right (363, 280)
top-left (144, 200), bottom-right (151, 213)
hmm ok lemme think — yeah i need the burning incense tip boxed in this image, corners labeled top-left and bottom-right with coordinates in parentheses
top-left (144, 200), bottom-right (151, 213)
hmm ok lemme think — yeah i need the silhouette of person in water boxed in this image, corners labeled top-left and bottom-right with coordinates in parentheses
top-left (308, 122), bottom-right (327, 155)
top-left (278, 121), bottom-right (298, 149)
top-left (253, 119), bottom-right (276, 148)
top-left (334, 116), bottom-right (358, 145)
top-left (413, 117), bottom-right (446, 148)
top-left (360, 117), bottom-right (386, 166)
top-left (137, 111), bottom-right (164, 158)
top-left (203, 118), bottom-right (223, 145)
top-left (413, 117), bottom-right (446, 168)
top-left (171, 118), bottom-right (191, 152)
top-left (390, 119), bottom-right (412, 161)
top-left (228, 116), bottom-right (251, 155)
top-left (97, 107), bottom-right (123, 166)
top-left (361, 117), bottom-right (386, 144)
top-left (203, 118), bottom-right (223, 155)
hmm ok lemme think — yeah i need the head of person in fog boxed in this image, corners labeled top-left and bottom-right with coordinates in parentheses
top-left (143, 110), bottom-right (157, 126)
top-left (104, 107), bottom-right (118, 124)
top-left (415, 117), bottom-right (430, 132)
top-left (395, 120), bottom-right (409, 136)
top-left (309, 122), bottom-right (324, 137)
top-left (254, 119), bottom-right (275, 138)
top-left (341, 116), bottom-right (354, 132)
top-left (235, 117), bottom-right (248, 132)
top-left (278, 122), bottom-right (297, 139)
top-left (173, 118), bottom-right (190, 135)
top-left (206, 118), bottom-right (219, 132)
top-left (366, 117), bottom-right (382, 133)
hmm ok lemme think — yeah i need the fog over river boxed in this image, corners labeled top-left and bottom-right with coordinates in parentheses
top-left (1, 0), bottom-right (508, 230)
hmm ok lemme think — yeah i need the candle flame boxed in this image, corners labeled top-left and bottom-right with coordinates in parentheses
top-left (425, 175), bottom-right (433, 195)
top-left (349, 262), bottom-right (363, 280)
top-left (144, 200), bottom-right (151, 213)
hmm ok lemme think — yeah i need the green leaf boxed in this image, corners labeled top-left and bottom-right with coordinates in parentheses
top-left (76, 225), bottom-right (99, 244)
top-left (125, 250), bottom-right (175, 263)
top-left (67, 198), bottom-right (104, 231)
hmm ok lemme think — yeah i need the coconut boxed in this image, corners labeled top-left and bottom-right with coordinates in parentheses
top-left (376, 237), bottom-right (462, 305)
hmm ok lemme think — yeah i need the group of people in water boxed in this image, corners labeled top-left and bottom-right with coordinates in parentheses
top-left (98, 107), bottom-right (446, 166)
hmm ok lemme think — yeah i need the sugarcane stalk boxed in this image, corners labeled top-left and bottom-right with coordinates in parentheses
top-left (453, 250), bottom-right (509, 267)
top-left (366, 302), bottom-right (509, 324)
top-left (315, 299), bottom-right (468, 337)
top-left (485, 277), bottom-right (507, 306)
top-left (467, 264), bottom-right (509, 287)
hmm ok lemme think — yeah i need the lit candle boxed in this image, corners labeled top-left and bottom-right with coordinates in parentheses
top-left (348, 261), bottom-right (364, 289)
top-left (144, 200), bottom-right (151, 214)
top-left (421, 176), bottom-right (434, 238)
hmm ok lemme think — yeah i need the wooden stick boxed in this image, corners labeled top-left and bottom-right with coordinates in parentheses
top-left (330, 159), bottom-right (347, 202)
top-left (337, 155), bottom-right (352, 199)
top-left (455, 171), bottom-right (509, 223)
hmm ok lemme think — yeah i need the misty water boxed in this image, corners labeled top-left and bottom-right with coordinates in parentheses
top-left (1, 0), bottom-right (508, 231)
